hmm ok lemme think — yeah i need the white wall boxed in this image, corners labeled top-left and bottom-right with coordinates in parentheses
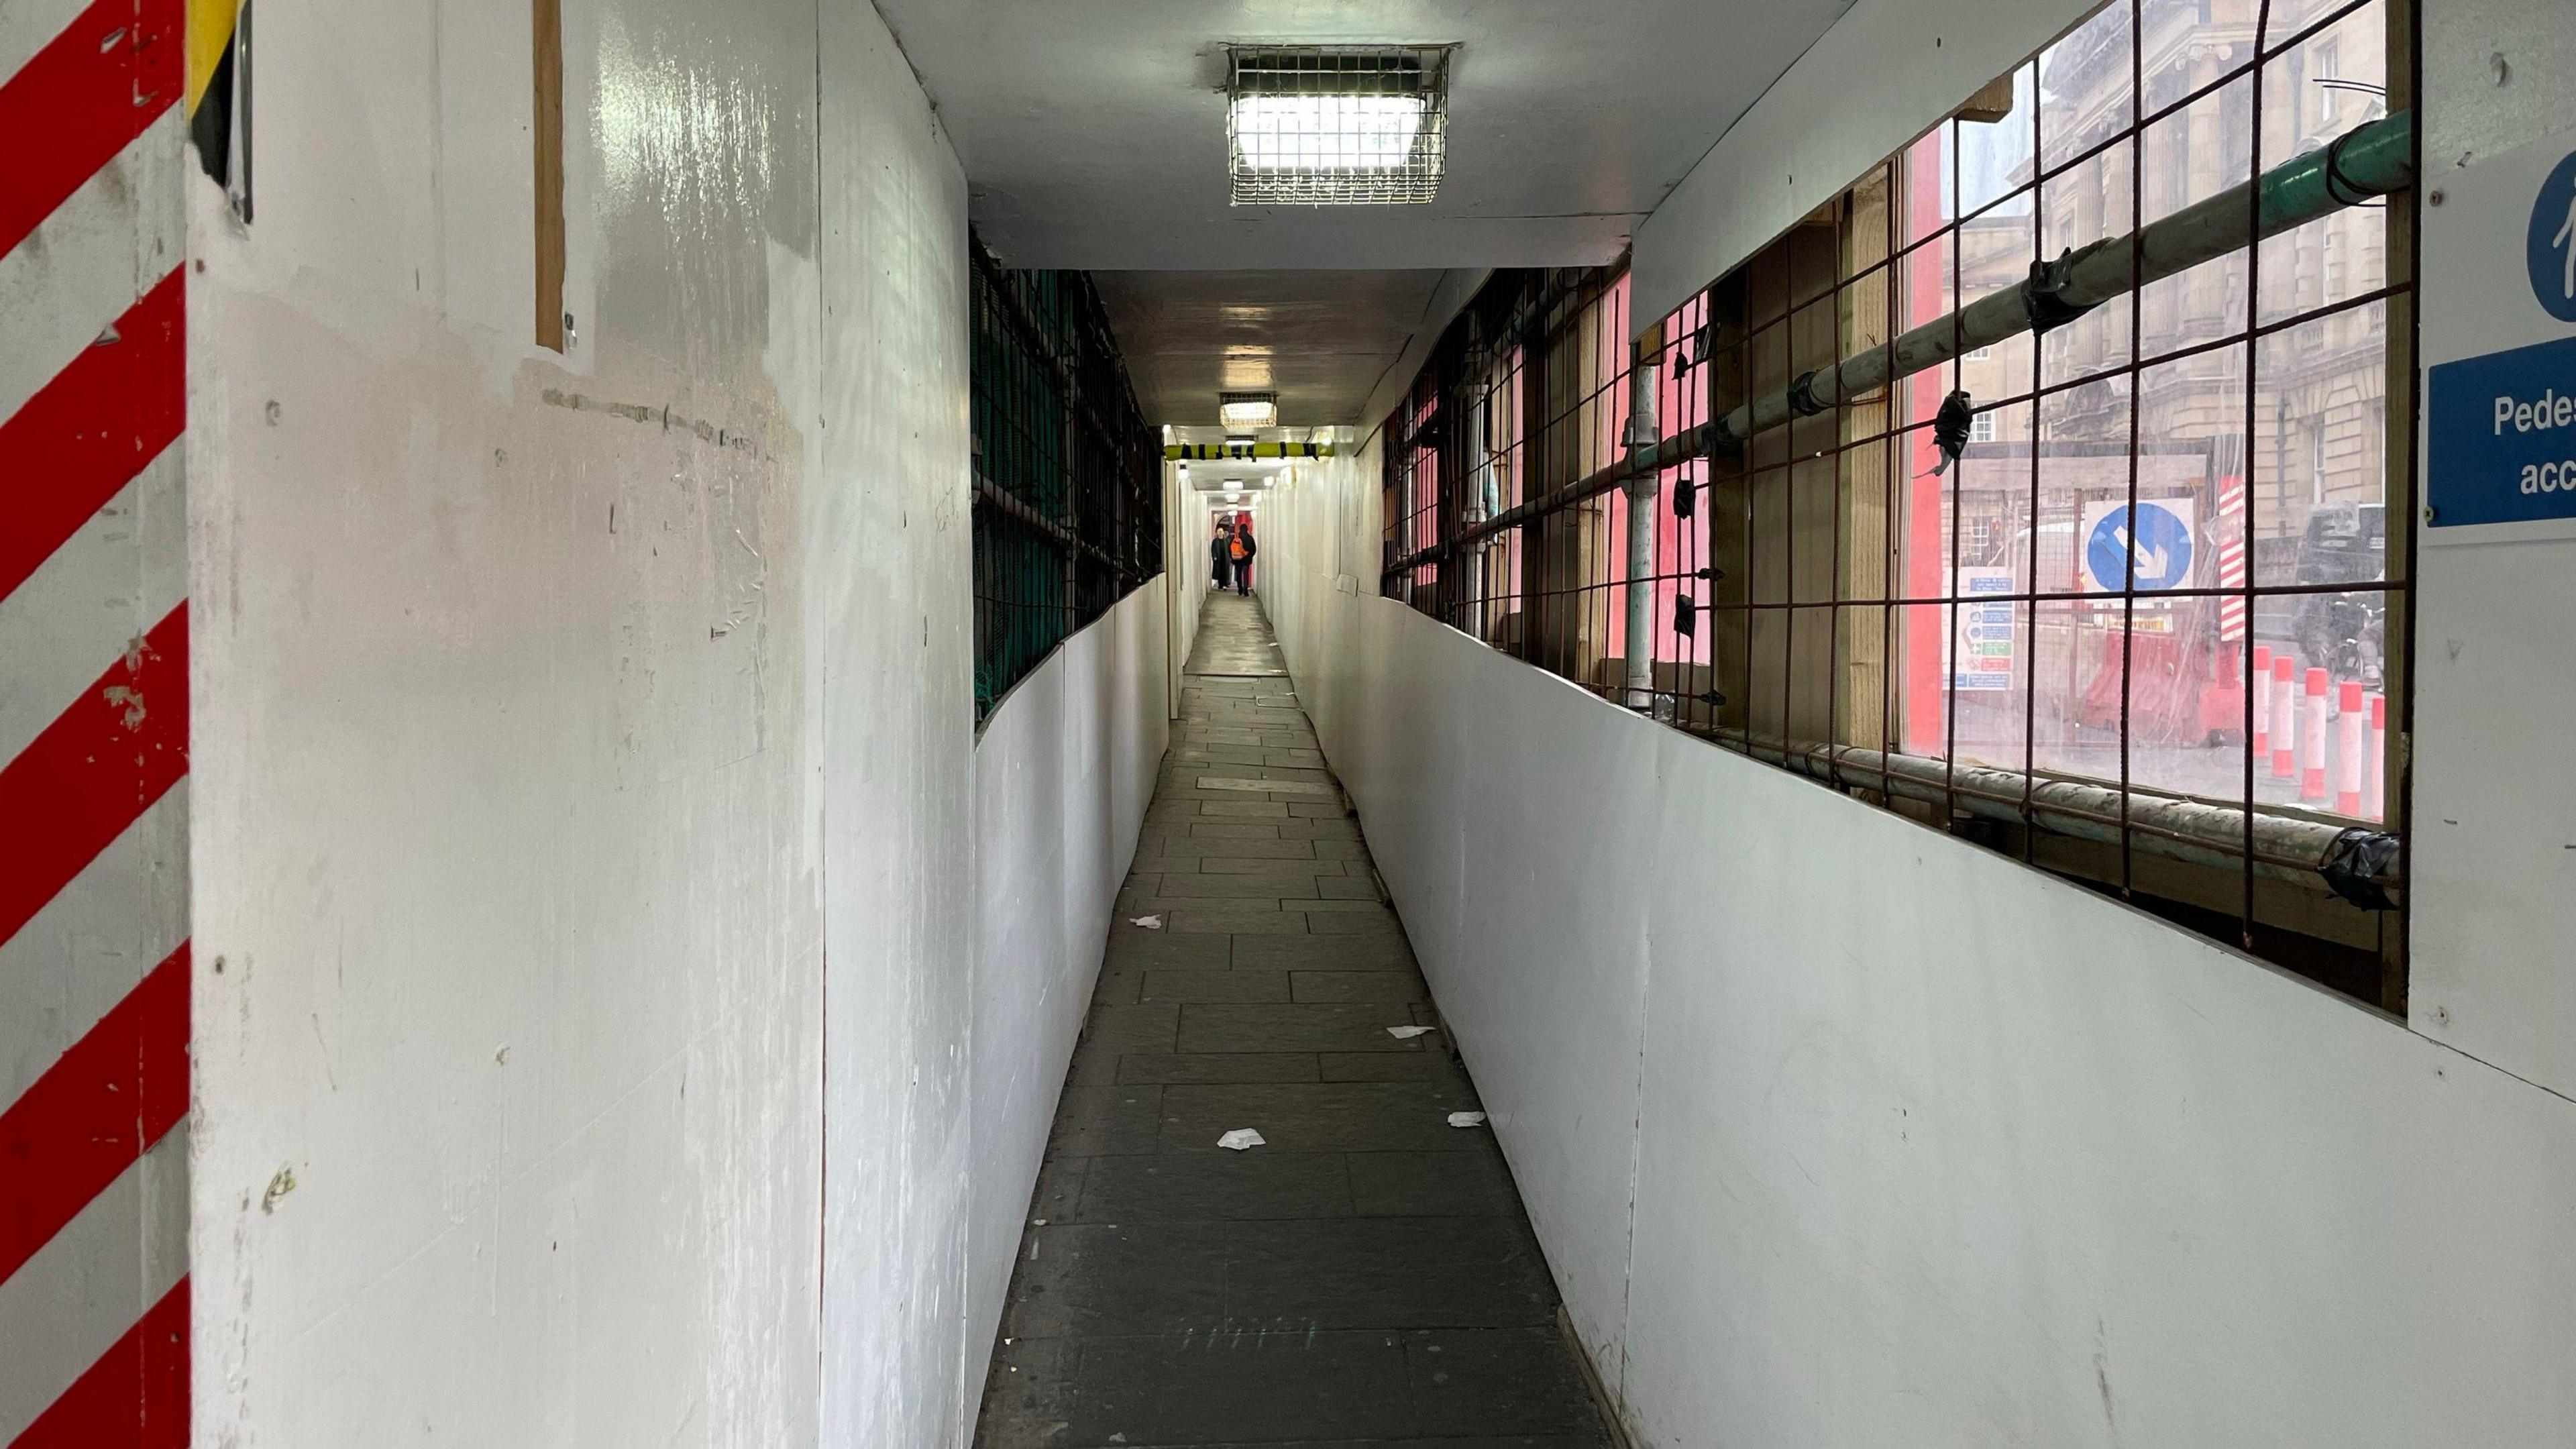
top-left (185, 0), bottom-right (1106, 1442)
top-left (1165, 462), bottom-right (1208, 708)
top-left (2406, 0), bottom-right (2576, 1097)
top-left (965, 584), bottom-right (1168, 1402)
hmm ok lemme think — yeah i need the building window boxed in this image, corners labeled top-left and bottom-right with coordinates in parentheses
top-left (1379, 0), bottom-right (2412, 1007)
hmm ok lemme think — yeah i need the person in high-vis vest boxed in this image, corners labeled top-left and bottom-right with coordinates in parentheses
top-left (1228, 521), bottom-right (1256, 595)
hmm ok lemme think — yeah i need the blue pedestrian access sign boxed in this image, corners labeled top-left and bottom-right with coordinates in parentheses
top-left (2529, 148), bottom-right (2576, 324)
top-left (2428, 335), bottom-right (2576, 527)
top-left (2428, 141), bottom-right (2576, 538)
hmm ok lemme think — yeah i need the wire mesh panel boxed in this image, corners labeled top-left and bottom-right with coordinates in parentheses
top-left (1379, 0), bottom-right (2414, 1008)
top-left (971, 233), bottom-right (1161, 720)
top-left (1228, 46), bottom-right (1450, 206)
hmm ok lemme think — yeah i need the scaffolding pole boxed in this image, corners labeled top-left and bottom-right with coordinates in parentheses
top-left (1411, 109), bottom-right (2417, 563)
top-left (1621, 321), bottom-right (1664, 711)
top-left (1710, 729), bottom-right (2400, 902)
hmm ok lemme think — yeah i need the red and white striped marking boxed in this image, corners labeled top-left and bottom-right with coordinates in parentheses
top-left (2299, 667), bottom-right (2330, 805)
top-left (2269, 654), bottom-right (2297, 780)
top-left (1, 0), bottom-right (191, 1440)
top-left (2366, 692), bottom-right (2387, 822)
top-left (2214, 472), bottom-right (2247, 643)
top-left (2250, 643), bottom-right (2271, 758)
top-left (2335, 680), bottom-right (2367, 817)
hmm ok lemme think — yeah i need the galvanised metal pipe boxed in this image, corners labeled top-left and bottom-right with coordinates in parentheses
top-left (1710, 728), bottom-right (2400, 897)
top-left (1417, 109), bottom-right (2416, 564)
top-left (975, 474), bottom-right (1128, 577)
top-left (1621, 323), bottom-right (1664, 710)
top-left (1462, 384), bottom-right (1491, 637)
top-left (1703, 107), bottom-right (2417, 451)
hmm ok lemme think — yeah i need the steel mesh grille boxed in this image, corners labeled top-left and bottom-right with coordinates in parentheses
top-left (1226, 46), bottom-right (1450, 206)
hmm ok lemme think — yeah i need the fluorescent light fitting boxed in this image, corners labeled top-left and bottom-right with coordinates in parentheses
top-left (1226, 45), bottom-right (1452, 206)
top-left (1218, 391), bottom-right (1279, 430)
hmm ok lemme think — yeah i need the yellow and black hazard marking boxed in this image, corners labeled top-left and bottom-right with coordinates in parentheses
top-left (187, 0), bottom-right (248, 213)
top-left (1166, 441), bottom-right (1337, 461)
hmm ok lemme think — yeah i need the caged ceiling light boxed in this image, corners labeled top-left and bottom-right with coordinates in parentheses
top-left (1218, 391), bottom-right (1279, 429)
top-left (1226, 45), bottom-right (1452, 206)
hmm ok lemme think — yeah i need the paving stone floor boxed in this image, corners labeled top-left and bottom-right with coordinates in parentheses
top-left (973, 591), bottom-right (1614, 1449)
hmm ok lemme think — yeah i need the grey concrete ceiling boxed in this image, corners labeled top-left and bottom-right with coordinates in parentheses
top-left (879, 0), bottom-right (1856, 425)
top-left (881, 0), bottom-right (1856, 271)
top-left (1093, 270), bottom-right (1450, 427)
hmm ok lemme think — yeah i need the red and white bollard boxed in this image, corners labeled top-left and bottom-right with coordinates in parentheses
top-left (2270, 654), bottom-right (2298, 779)
top-left (2366, 692), bottom-right (2387, 821)
top-left (2300, 667), bottom-right (2330, 804)
top-left (2251, 644), bottom-right (2271, 757)
top-left (2335, 680), bottom-right (2366, 816)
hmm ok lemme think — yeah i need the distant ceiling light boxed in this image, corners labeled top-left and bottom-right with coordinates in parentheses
top-left (1221, 345), bottom-right (1275, 389)
top-left (1226, 45), bottom-right (1452, 206)
top-left (1218, 391), bottom-right (1279, 430)
top-left (1224, 433), bottom-right (1256, 450)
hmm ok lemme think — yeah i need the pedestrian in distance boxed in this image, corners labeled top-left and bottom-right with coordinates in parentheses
top-left (1210, 521), bottom-right (1235, 592)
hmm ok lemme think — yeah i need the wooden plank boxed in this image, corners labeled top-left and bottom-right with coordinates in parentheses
top-left (532, 0), bottom-right (564, 352)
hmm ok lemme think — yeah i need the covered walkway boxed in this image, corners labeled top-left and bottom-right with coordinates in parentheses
top-left (975, 592), bottom-right (1613, 1447)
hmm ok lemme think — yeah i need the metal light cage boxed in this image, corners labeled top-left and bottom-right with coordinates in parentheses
top-left (1217, 390), bottom-right (1279, 429)
top-left (1226, 45), bottom-right (1450, 206)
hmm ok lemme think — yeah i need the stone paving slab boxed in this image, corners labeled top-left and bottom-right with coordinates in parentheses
top-left (1144, 872), bottom-right (1324, 900)
top-left (1230, 934), bottom-right (1417, 972)
top-left (1290, 970), bottom-right (1430, 1004)
top-left (1157, 1082), bottom-right (1485, 1153)
top-left (1177, 1004), bottom-right (1428, 1053)
top-left (1115, 1051), bottom-right (1323, 1085)
top-left (1069, 1150), bottom-right (1355, 1223)
top-left (1143, 969), bottom-right (1293, 1003)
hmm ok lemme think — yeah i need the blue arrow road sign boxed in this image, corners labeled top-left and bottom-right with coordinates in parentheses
top-left (2085, 501), bottom-right (2193, 591)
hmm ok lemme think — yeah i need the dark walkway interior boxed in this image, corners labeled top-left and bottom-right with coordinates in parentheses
top-left (975, 592), bottom-right (1615, 1448)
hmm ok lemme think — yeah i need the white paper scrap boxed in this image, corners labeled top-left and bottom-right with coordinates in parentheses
top-left (1217, 1128), bottom-right (1265, 1150)
top-left (1385, 1025), bottom-right (1435, 1039)
top-left (1129, 914), bottom-right (1163, 929)
top-left (1447, 1112), bottom-right (1487, 1128)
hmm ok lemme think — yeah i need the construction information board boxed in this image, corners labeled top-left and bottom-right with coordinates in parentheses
top-left (1949, 568), bottom-right (2015, 691)
top-left (2426, 136), bottom-right (2576, 542)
